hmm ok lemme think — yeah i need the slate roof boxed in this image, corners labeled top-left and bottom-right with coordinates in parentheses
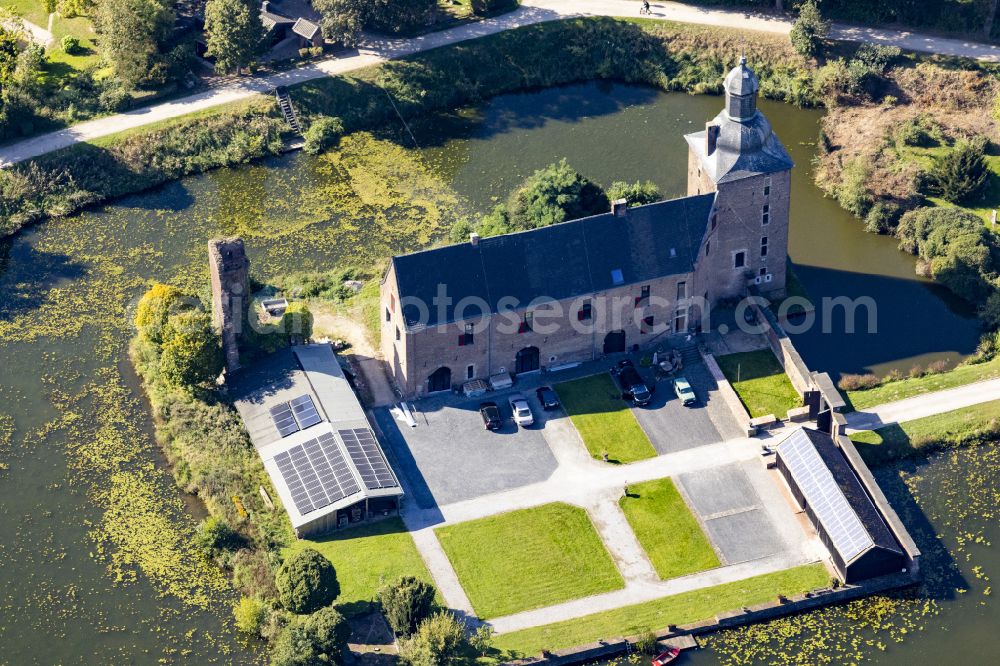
top-left (391, 194), bottom-right (715, 328)
top-left (292, 17), bottom-right (321, 40)
top-left (777, 428), bottom-right (903, 565)
top-left (685, 109), bottom-right (794, 184)
top-left (724, 56), bottom-right (759, 97)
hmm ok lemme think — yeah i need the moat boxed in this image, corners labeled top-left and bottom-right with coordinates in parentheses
top-left (0, 81), bottom-right (994, 664)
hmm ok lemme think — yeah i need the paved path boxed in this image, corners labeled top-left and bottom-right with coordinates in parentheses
top-left (5, 0), bottom-right (1000, 167)
top-left (2, 16), bottom-right (53, 48)
top-left (844, 377), bottom-right (1000, 433)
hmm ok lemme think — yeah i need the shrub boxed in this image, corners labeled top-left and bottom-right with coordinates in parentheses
top-left (303, 116), bottom-right (345, 155)
top-left (378, 576), bottom-right (436, 638)
top-left (233, 548), bottom-right (280, 600)
top-left (894, 114), bottom-right (943, 148)
top-left (789, 0), bottom-right (829, 58)
top-left (303, 605), bottom-right (350, 656)
top-left (195, 516), bottom-right (245, 555)
top-left (61, 35), bottom-right (82, 55)
top-left (835, 157), bottom-right (874, 217)
top-left (470, 0), bottom-right (518, 16)
top-left (234, 596), bottom-right (269, 635)
top-left (980, 292), bottom-right (1000, 330)
top-left (837, 373), bottom-right (880, 391)
top-left (863, 200), bottom-right (901, 235)
top-left (470, 625), bottom-right (494, 657)
top-left (270, 606), bottom-right (349, 666)
top-left (506, 159), bottom-right (609, 230)
top-left (281, 302), bottom-right (314, 340)
top-left (398, 611), bottom-right (469, 666)
top-left (159, 310), bottom-right (224, 388)
top-left (98, 85), bottom-right (132, 112)
top-left (923, 138), bottom-right (990, 204)
top-left (276, 548), bottom-right (340, 614)
top-left (136, 283), bottom-right (187, 344)
top-left (606, 180), bottom-right (662, 206)
top-left (926, 359), bottom-right (950, 374)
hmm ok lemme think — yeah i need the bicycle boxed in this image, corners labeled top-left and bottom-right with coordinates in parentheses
top-left (639, 3), bottom-right (652, 15)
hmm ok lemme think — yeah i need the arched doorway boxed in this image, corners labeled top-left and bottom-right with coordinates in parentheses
top-left (603, 330), bottom-right (626, 354)
top-left (427, 366), bottom-right (451, 393)
top-left (515, 346), bottom-right (540, 374)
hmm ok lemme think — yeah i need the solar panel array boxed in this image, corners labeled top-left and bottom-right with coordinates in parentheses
top-left (273, 431), bottom-right (362, 515)
top-left (270, 403), bottom-right (300, 438)
top-left (271, 394), bottom-right (323, 438)
top-left (778, 430), bottom-right (874, 563)
top-left (291, 394), bottom-right (322, 429)
top-left (339, 428), bottom-right (399, 490)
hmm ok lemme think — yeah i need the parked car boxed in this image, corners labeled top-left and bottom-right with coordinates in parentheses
top-left (479, 401), bottom-right (502, 430)
top-left (536, 386), bottom-right (561, 410)
top-left (508, 393), bottom-right (534, 427)
top-left (611, 359), bottom-right (653, 406)
top-left (673, 376), bottom-right (696, 406)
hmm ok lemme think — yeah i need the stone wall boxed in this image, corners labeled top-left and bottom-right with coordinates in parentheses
top-left (208, 237), bottom-right (250, 375)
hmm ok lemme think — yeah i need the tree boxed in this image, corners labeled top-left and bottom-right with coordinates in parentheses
top-left (313, 0), bottom-right (366, 47)
top-left (924, 138), bottom-right (990, 204)
top-left (271, 623), bottom-right (322, 666)
top-left (789, 0), bottom-right (828, 58)
top-left (469, 625), bottom-right (494, 657)
top-left (204, 0), bottom-right (264, 74)
top-left (303, 116), bottom-right (345, 155)
top-left (367, 0), bottom-right (436, 36)
top-left (506, 159), bottom-right (609, 230)
top-left (378, 576), bottom-right (436, 638)
top-left (270, 606), bottom-right (349, 666)
top-left (469, 0), bottom-right (517, 16)
top-left (980, 291), bottom-right (1000, 330)
top-left (94, 0), bottom-right (174, 88)
top-left (303, 605), bottom-right (350, 656)
top-left (234, 596), bottom-right (269, 635)
top-left (606, 180), bottom-right (662, 207)
top-left (398, 612), bottom-right (470, 666)
top-left (276, 549), bottom-right (340, 614)
top-left (195, 516), bottom-right (245, 556)
top-left (281, 302), bottom-right (314, 341)
top-left (135, 283), bottom-right (186, 343)
top-left (158, 310), bottom-right (224, 388)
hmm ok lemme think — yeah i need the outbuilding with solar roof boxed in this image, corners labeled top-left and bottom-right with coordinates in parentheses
top-left (775, 427), bottom-right (906, 583)
top-left (232, 344), bottom-right (403, 537)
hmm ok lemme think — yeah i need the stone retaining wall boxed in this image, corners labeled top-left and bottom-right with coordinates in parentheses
top-left (700, 348), bottom-right (754, 435)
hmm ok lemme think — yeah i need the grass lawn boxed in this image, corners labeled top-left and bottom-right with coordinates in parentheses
top-left (619, 478), bottom-right (720, 580)
top-left (844, 356), bottom-right (1000, 411)
top-left (850, 399), bottom-right (1000, 466)
top-left (435, 503), bottom-right (624, 619)
top-left (715, 350), bottom-right (800, 419)
top-left (491, 564), bottom-right (830, 658)
top-left (554, 374), bottom-right (657, 463)
top-left (285, 517), bottom-right (436, 616)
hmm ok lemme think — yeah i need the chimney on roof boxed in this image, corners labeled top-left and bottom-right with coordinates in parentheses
top-left (469, 232), bottom-right (480, 247)
top-left (705, 123), bottom-right (720, 156)
top-left (611, 198), bottom-right (628, 218)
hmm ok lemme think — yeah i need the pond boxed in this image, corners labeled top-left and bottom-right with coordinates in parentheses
top-left (0, 80), bottom-right (991, 664)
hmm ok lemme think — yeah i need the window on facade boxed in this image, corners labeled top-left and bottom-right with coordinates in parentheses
top-left (390, 293), bottom-right (395, 311)
top-left (385, 308), bottom-right (391, 322)
top-left (459, 323), bottom-right (474, 346)
top-left (706, 241), bottom-right (711, 256)
top-left (674, 308), bottom-right (688, 333)
top-left (761, 236), bottom-right (769, 258)
top-left (636, 285), bottom-right (650, 307)
top-left (764, 177), bottom-right (771, 197)
top-left (677, 281), bottom-right (687, 300)
top-left (466, 364), bottom-right (475, 380)
top-left (734, 251), bottom-right (746, 269)
top-left (711, 214), bottom-right (717, 230)
top-left (759, 267), bottom-right (767, 276)
top-left (641, 315), bottom-right (654, 334)
top-left (578, 301), bottom-right (592, 321)
top-left (762, 203), bottom-right (770, 226)
top-left (519, 311), bottom-right (533, 333)
top-left (395, 326), bottom-right (400, 341)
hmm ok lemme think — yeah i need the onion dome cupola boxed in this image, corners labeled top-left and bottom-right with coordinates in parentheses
top-left (724, 55), bottom-right (760, 122)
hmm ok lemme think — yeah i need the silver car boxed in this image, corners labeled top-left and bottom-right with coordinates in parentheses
top-left (508, 393), bottom-right (534, 427)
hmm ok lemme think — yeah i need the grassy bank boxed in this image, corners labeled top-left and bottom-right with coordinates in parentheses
top-left (716, 350), bottom-right (800, 419)
top-left (0, 17), bottom-right (816, 240)
top-left (492, 563), bottom-right (830, 658)
top-left (844, 355), bottom-right (1000, 410)
top-left (620, 478), bottom-right (720, 580)
top-left (850, 399), bottom-right (1000, 466)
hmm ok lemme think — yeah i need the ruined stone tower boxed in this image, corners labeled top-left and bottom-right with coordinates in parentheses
top-left (208, 237), bottom-right (250, 375)
top-left (684, 55), bottom-right (794, 302)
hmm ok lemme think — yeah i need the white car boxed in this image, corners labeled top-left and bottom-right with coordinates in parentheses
top-left (508, 393), bottom-right (534, 427)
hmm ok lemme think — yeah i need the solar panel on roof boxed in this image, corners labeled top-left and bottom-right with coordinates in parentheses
top-left (290, 394), bottom-right (322, 430)
top-left (779, 430), bottom-right (874, 563)
top-left (270, 403), bottom-right (300, 438)
top-left (611, 269), bottom-right (624, 285)
top-left (339, 428), bottom-right (399, 490)
top-left (272, 433), bottom-right (362, 515)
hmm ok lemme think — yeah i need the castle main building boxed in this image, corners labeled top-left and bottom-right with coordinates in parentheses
top-left (380, 59), bottom-right (794, 398)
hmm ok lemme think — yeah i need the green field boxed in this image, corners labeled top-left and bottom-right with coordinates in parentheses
top-left (845, 356), bottom-right (1000, 410)
top-left (555, 373), bottom-right (657, 463)
top-left (435, 503), bottom-right (624, 619)
top-left (619, 478), bottom-right (720, 580)
top-left (491, 564), bottom-right (830, 658)
top-left (850, 399), bottom-right (1000, 466)
top-left (716, 350), bottom-right (800, 419)
top-left (285, 518), bottom-right (436, 616)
